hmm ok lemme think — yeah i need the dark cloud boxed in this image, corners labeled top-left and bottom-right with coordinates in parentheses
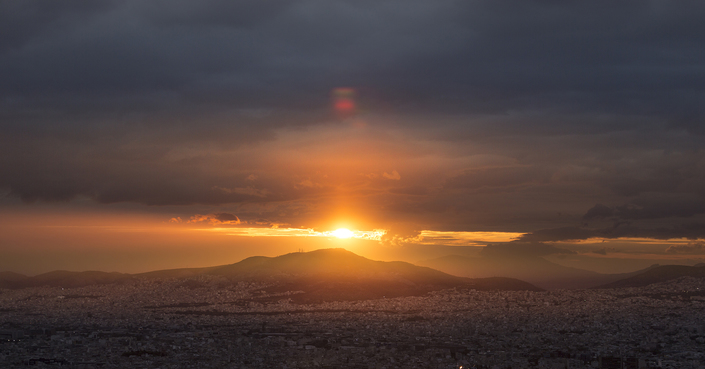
top-left (583, 197), bottom-right (705, 221)
top-left (1, 0), bottom-right (705, 238)
top-left (0, 0), bottom-right (117, 53)
top-left (2, 1), bottom-right (705, 116)
top-left (0, 133), bottom-right (305, 205)
top-left (212, 212), bottom-right (240, 223)
top-left (583, 204), bottom-right (615, 221)
top-left (521, 223), bottom-right (705, 242)
top-left (444, 166), bottom-right (552, 190)
top-left (519, 227), bottom-right (598, 243)
top-left (599, 152), bottom-right (705, 197)
top-left (139, 1), bottom-right (292, 28)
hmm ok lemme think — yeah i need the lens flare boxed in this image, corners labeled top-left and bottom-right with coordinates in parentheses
top-left (332, 87), bottom-right (356, 115)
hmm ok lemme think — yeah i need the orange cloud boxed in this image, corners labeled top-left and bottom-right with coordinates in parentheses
top-left (383, 230), bottom-right (524, 247)
top-left (188, 213), bottom-right (241, 225)
top-left (383, 170), bottom-right (401, 180)
top-left (203, 227), bottom-right (386, 241)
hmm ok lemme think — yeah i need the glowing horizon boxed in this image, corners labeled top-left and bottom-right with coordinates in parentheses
top-left (199, 226), bottom-right (388, 241)
top-left (194, 225), bottom-right (528, 245)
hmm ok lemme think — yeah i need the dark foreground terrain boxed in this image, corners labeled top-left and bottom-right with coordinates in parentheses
top-left (1, 275), bottom-right (705, 368)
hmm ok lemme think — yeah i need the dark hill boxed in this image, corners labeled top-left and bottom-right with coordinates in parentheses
top-left (418, 254), bottom-right (652, 290)
top-left (0, 271), bottom-right (133, 289)
top-left (0, 249), bottom-right (541, 302)
top-left (137, 267), bottom-right (211, 279)
top-left (31, 271), bottom-right (132, 288)
top-left (209, 248), bottom-right (461, 282)
top-left (0, 271), bottom-right (29, 289)
top-left (595, 264), bottom-right (705, 289)
top-left (206, 249), bottom-right (541, 302)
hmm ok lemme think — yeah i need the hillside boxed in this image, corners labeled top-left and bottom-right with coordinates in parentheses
top-left (595, 264), bottom-right (705, 289)
top-left (0, 271), bottom-right (29, 289)
top-left (417, 254), bottom-right (651, 290)
top-left (0, 270), bottom-right (132, 289)
top-left (206, 248), bottom-right (541, 302)
top-left (0, 249), bottom-right (541, 301)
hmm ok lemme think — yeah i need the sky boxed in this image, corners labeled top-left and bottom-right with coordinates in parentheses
top-left (2, 0), bottom-right (705, 275)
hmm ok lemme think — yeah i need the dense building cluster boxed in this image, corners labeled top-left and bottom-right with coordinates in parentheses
top-left (1, 276), bottom-right (705, 368)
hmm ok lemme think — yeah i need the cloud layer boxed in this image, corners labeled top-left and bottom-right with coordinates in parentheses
top-left (1, 0), bottom-right (705, 238)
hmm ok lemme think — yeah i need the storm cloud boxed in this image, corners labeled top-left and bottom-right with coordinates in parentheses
top-left (520, 223), bottom-right (705, 242)
top-left (583, 197), bottom-right (705, 221)
top-left (1, 0), bottom-right (705, 238)
top-left (4, 1), bottom-right (705, 117)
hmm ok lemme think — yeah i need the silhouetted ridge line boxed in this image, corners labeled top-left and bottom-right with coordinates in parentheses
top-left (203, 249), bottom-right (541, 302)
top-left (0, 270), bottom-right (131, 289)
top-left (595, 264), bottom-right (705, 289)
top-left (0, 249), bottom-right (541, 301)
top-left (418, 254), bottom-right (659, 290)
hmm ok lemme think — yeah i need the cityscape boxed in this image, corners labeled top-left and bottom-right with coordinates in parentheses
top-left (2, 250), bottom-right (705, 368)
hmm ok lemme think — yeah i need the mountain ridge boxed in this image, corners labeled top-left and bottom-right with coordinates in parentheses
top-left (595, 264), bottom-right (705, 289)
top-left (418, 254), bottom-right (662, 289)
top-left (0, 248), bottom-right (541, 302)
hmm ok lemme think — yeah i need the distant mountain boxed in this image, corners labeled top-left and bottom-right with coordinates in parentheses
top-left (0, 249), bottom-right (541, 301)
top-left (417, 254), bottom-right (652, 290)
top-left (595, 264), bottom-right (705, 289)
top-left (136, 267), bottom-right (211, 279)
top-left (31, 271), bottom-right (132, 288)
top-left (0, 271), bottom-right (29, 289)
top-left (204, 249), bottom-right (541, 302)
top-left (0, 271), bottom-right (133, 289)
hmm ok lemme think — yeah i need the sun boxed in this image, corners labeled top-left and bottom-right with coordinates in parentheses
top-left (332, 228), bottom-right (354, 239)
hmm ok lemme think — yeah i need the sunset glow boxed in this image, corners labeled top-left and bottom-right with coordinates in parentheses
top-left (332, 228), bottom-right (354, 239)
top-left (2, 2), bottom-right (705, 278)
top-left (413, 230), bottom-right (525, 245)
top-left (201, 226), bottom-right (387, 241)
